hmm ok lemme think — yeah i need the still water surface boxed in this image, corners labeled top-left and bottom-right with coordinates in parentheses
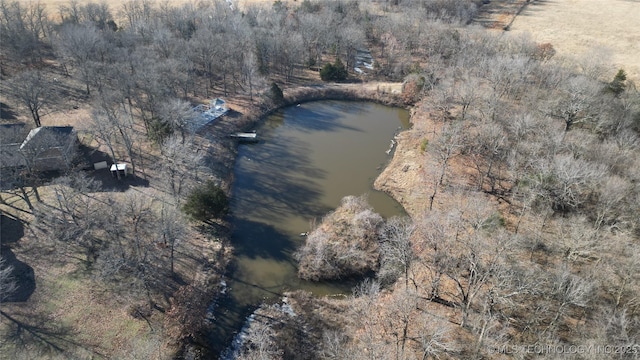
top-left (212, 100), bottom-right (410, 354)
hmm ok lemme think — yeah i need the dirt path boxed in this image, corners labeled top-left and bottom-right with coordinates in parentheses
top-left (473, 0), bottom-right (531, 30)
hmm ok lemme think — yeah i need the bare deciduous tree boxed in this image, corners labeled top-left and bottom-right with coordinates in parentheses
top-left (34, 173), bottom-right (104, 265)
top-left (159, 135), bottom-right (204, 202)
top-left (468, 122), bottom-right (507, 193)
top-left (543, 267), bottom-right (593, 336)
top-left (535, 154), bottom-right (606, 212)
top-left (419, 197), bottom-right (513, 329)
top-left (237, 318), bottom-right (283, 360)
top-left (95, 192), bottom-right (163, 308)
top-left (547, 75), bottom-right (600, 135)
top-left (452, 72), bottom-right (480, 121)
top-left (385, 288), bottom-right (419, 360)
top-left (157, 203), bottom-right (187, 275)
top-left (0, 0), bottom-right (49, 65)
top-left (7, 71), bottom-right (54, 127)
top-left (592, 175), bottom-right (632, 230)
top-left (156, 98), bottom-right (196, 143)
top-left (56, 23), bottom-right (108, 94)
top-left (92, 92), bottom-right (141, 177)
top-left (417, 317), bottom-right (458, 360)
top-left (378, 216), bottom-right (415, 289)
top-left (426, 122), bottom-right (463, 210)
top-left (91, 107), bottom-right (123, 179)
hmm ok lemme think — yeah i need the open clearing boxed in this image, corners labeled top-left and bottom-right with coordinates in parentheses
top-left (508, 0), bottom-right (640, 81)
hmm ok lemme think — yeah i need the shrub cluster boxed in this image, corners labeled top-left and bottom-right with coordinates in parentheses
top-left (268, 82), bottom-right (285, 104)
top-left (295, 195), bottom-right (383, 280)
top-left (182, 181), bottom-right (229, 221)
top-left (320, 58), bottom-right (348, 82)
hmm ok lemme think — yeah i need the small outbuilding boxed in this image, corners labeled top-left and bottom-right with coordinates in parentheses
top-left (189, 98), bottom-right (229, 132)
top-left (110, 163), bottom-right (131, 177)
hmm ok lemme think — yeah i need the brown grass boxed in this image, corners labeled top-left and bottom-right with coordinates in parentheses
top-left (507, 0), bottom-right (640, 82)
top-left (473, 0), bottom-right (530, 30)
top-left (0, 183), bottom-right (225, 358)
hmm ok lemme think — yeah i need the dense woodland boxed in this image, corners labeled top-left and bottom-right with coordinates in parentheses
top-left (1, 0), bottom-right (639, 359)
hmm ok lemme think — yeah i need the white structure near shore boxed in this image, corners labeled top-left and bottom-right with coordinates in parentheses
top-left (189, 98), bottom-right (229, 132)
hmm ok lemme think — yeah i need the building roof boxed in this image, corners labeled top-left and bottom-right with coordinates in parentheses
top-left (0, 124), bottom-right (28, 169)
top-left (1, 126), bottom-right (76, 170)
top-left (0, 123), bottom-right (28, 145)
top-left (189, 98), bottom-right (229, 132)
top-left (20, 126), bottom-right (74, 150)
top-left (0, 144), bottom-right (26, 169)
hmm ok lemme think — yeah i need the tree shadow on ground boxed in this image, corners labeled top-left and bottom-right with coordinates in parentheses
top-left (1, 213), bottom-right (34, 302)
top-left (0, 308), bottom-right (104, 358)
top-left (0, 102), bottom-right (18, 120)
top-left (0, 248), bottom-right (35, 302)
top-left (83, 168), bottom-right (150, 192)
top-left (74, 143), bottom-right (110, 171)
top-left (1, 213), bottom-right (24, 245)
top-left (472, 0), bottom-right (542, 30)
top-left (74, 143), bottom-right (150, 191)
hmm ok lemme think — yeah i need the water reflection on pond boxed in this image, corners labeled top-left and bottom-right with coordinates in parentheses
top-left (212, 100), bottom-right (409, 355)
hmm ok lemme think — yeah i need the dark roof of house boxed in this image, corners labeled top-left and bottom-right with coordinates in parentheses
top-left (0, 123), bottom-right (28, 145)
top-left (20, 126), bottom-right (75, 150)
top-left (1, 126), bottom-right (76, 169)
top-left (0, 144), bottom-right (26, 168)
top-left (0, 124), bottom-right (29, 168)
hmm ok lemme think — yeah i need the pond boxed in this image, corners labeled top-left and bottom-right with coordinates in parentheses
top-left (210, 100), bottom-right (410, 355)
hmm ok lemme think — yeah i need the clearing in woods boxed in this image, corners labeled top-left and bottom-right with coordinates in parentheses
top-left (507, 0), bottom-right (640, 81)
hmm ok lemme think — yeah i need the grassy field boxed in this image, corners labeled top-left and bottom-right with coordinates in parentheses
top-left (508, 0), bottom-right (640, 82)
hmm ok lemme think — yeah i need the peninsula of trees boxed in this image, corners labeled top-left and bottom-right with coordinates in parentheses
top-left (1, 0), bottom-right (639, 359)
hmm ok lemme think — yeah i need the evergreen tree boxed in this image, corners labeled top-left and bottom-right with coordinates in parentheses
top-left (269, 82), bottom-right (284, 104)
top-left (320, 58), bottom-right (348, 81)
top-left (607, 69), bottom-right (627, 97)
top-left (182, 181), bottom-right (229, 221)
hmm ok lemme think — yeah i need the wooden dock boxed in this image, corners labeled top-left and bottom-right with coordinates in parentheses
top-left (229, 132), bottom-right (259, 142)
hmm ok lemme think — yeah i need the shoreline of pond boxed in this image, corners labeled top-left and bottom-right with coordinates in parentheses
top-left (192, 82), bottom-right (413, 358)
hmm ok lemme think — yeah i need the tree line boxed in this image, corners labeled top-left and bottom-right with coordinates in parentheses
top-left (235, 1), bottom-right (640, 359)
top-left (2, 0), bottom-right (481, 127)
top-left (2, 0), bottom-right (639, 358)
